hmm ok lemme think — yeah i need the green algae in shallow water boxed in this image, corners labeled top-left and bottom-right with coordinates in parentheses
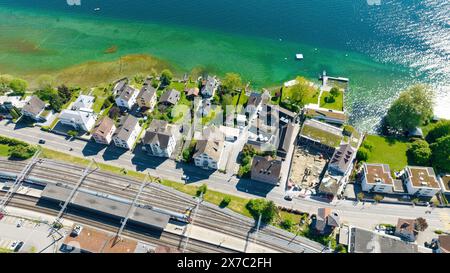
top-left (0, 6), bottom-right (414, 132)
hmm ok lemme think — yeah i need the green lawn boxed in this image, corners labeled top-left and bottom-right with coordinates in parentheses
top-left (168, 81), bottom-right (186, 92)
top-left (364, 135), bottom-right (410, 171)
top-left (282, 80), bottom-right (319, 106)
top-left (300, 123), bottom-right (343, 148)
top-left (0, 248), bottom-right (12, 253)
top-left (0, 144), bottom-right (10, 157)
top-left (90, 87), bottom-right (111, 113)
top-left (320, 91), bottom-right (344, 111)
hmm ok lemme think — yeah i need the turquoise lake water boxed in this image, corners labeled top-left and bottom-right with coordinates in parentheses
top-left (0, 0), bottom-right (448, 131)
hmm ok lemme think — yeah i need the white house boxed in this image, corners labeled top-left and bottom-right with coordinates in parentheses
top-left (403, 166), bottom-right (441, 197)
top-left (193, 139), bottom-right (224, 170)
top-left (142, 119), bottom-right (177, 158)
top-left (112, 115), bottom-right (141, 150)
top-left (361, 163), bottom-right (395, 194)
top-left (200, 76), bottom-right (218, 98)
top-left (72, 95), bottom-right (94, 111)
top-left (59, 108), bottom-right (97, 132)
top-left (115, 85), bottom-right (139, 110)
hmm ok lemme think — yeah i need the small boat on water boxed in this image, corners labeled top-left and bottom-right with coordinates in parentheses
top-left (296, 53), bottom-right (304, 60)
top-left (94, 7), bottom-right (101, 11)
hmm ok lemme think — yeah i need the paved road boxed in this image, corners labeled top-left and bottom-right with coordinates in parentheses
top-left (0, 120), bottom-right (449, 246)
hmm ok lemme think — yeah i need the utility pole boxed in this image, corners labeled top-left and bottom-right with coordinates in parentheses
top-left (254, 213), bottom-right (262, 244)
top-left (114, 173), bottom-right (151, 245)
top-left (182, 192), bottom-right (202, 253)
top-left (0, 149), bottom-right (41, 213)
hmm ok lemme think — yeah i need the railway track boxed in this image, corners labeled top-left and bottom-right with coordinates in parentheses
top-left (0, 192), bottom-right (237, 253)
top-left (0, 158), bottom-right (323, 253)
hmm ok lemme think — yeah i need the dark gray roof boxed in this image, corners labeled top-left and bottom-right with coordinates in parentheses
top-left (137, 84), bottom-right (156, 104)
top-left (41, 184), bottom-right (170, 230)
top-left (277, 122), bottom-right (297, 156)
top-left (328, 144), bottom-right (355, 175)
top-left (159, 89), bottom-right (180, 105)
top-left (349, 227), bottom-right (418, 253)
top-left (318, 175), bottom-right (340, 196)
top-left (250, 156), bottom-right (282, 185)
top-left (113, 78), bottom-right (128, 94)
top-left (247, 92), bottom-right (263, 108)
top-left (142, 119), bottom-right (172, 149)
top-left (23, 96), bottom-right (45, 116)
top-left (113, 115), bottom-right (139, 141)
top-left (118, 85), bottom-right (138, 102)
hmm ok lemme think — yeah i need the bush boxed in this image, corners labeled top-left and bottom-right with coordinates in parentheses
top-left (160, 69), bottom-right (173, 87)
top-left (67, 130), bottom-right (78, 137)
top-left (280, 217), bottom-right (295, 231)
top-left (430, 135), bottom-right (450, 172)
top-left (9, 145), bottom-right (36, 160)
top-left (324, 96), bottom-right (335, 103)
top-left (357, 192), bottom-right (365, 201)
top-left (196, 184), bottom-right (208, 197)
top-left (362, 141), bottom-right (373, 151)
top-left (415, 217), bottom-right (428, 231)
top-left (373, 194), bottom-right (384, 203)
top-left (343, 125), bottom-right (355, 136)
top-left (335, 244), bottom-right (347, 253)
top-left (330, 87), bottom-right (340, 97)
top-left (407, 139), bottom-right (431, 166)
top-left (356, 147), bottom-right (370, 161)
top-left (220, 196), bottom-right (231, 208)
top-left (237, 164), bottom-right (251, 178)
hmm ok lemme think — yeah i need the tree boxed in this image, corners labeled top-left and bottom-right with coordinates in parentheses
top-left (407, 139), bottom-right (431, 166)
top-left (246, 199), bottom-right (278, 224)
top-left (108, 106), bottom-right (121, 120)
top-left (426, 120), bottom-right (450, 143)
top-left (220, 196), bottom-right (231, 208)
top-left (356, 147), bottom-right (370, 161)
top-left (330, 87), bottom-right (340, 97)
top-left (50, 96), bottom-right (63, 112)
top-left (385, 84), bottom-right (434, 132)
top-left (430, 135), bottom-right (450, 172)
top-left (221, 73), bottom-right (242, 94)
top-left (160, 69), bottom-right (173, 87)
top-left (57, 85), bottom-right (72, 103)
top-left (414, 217), bottom-right (428, 231)
top-left (8, 78), bottom-right (28, 92)
top-left (196, 183), bottom-right (208, 197)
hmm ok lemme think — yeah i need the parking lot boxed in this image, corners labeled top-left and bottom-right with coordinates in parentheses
top-left (0, 215), bottom-right (64, 253)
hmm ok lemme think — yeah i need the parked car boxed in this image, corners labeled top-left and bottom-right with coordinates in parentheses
top-left (71, 225), bottom-right (83, 237)
top-left (284, 195), bottom-right (293, 201)
top-left (9, 241), bottom-right (24, 252)
top-left (182, 175), bottom-right (189, 181)
top-left (38, 139), bottom-right (46, 144)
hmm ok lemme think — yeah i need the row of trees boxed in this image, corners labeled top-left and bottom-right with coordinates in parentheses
top-left (35, 84), bottom-right (77, 112)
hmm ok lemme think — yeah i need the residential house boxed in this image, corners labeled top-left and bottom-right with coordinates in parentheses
top-left (438, 174), bottom-right (450, 197)
top-left (328, 144), bottom-right (356, 176)
top-left (246, 92), bottom-right (263, 119)
top-left (185, 87), bottom-right (199, 99)
top-left (136, 81), bottom-right (157, 112)
top-left (349, 227), bottom-right (418, 253)
top-left (21, 96), bottom-right (46, 121)
top-left (0, 96), bottom-right (26, 112)
top-left (219, 125), bottom-right (240, 142)
top-left (200, 76), bottom-right (218, 98)
top-left (361, 163), bottom-right (396, 194)
top-left (304, 106), bottom-right (348, 125)
top-left (112, 78), bottom-right (128, 97)
top-left (115, 85), bottom-right (139, 110)
top-left (236, 114), bottom-right (247, 128)
top-left (91, 117), bottom-right (116, 144)
top-left (437, 235), bottom-right (450, 253)
top-left (72, 95), bottom-right (94, 111)
top-left (193, 129), bottom-right (224, 170)
top-left (250, 156), bottom-right (282, 186)
top-left (395, 218), bottom-right (417, 242)
top-left (59, 108), bottom-right (97, 132)
top-left (402, 166), bottom-right (441, 197)
top-left (112, 115), bottom-right (141, 150)
top-left (142, 119), bottom-right (176, 158)
top-left (276, 122), bottom-right (298, 160)
top-left (159, 89), bottom-right (180, 107)
top-left (313, 208), bottom-right (340, 235)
